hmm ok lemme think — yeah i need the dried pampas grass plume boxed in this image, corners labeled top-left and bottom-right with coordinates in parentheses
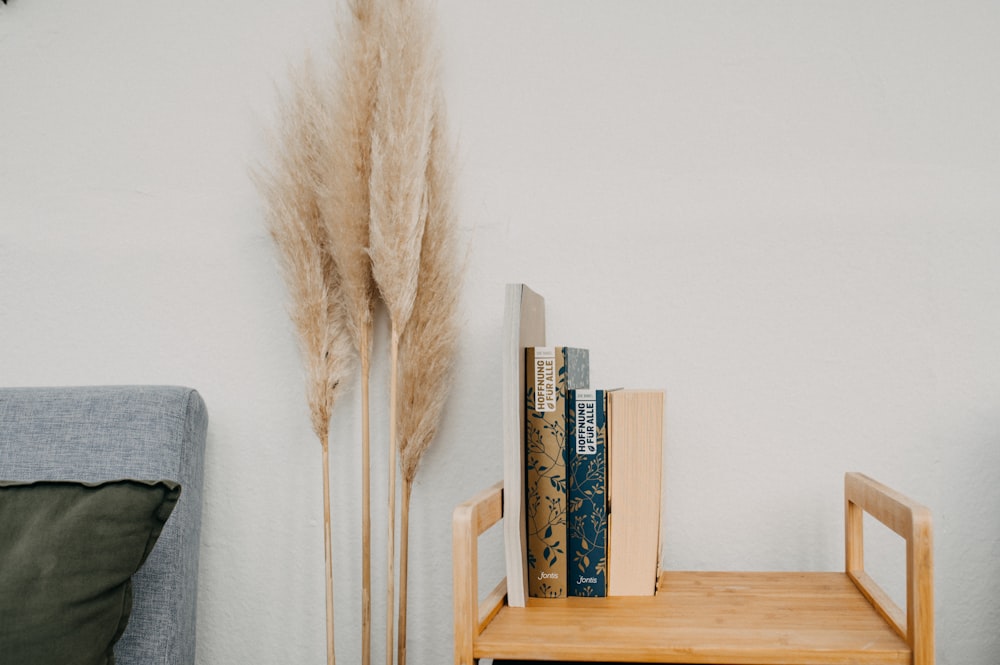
top-left (261, 2), bottom-right (460, 664)
top-left (396, 101), bottom-right (461, 665)
top-left (317, 0), bottom-right (380, 662)
top-left (368, 0), bottom-right (437, 333)
top-left (398, 105), bottom-right (460, 489)
top-left (321, 0), bottom-right (379, 350)
top-left (256, 57), bottom-right (353, 665)
top-left (258, 59), bottom-right (355, 439)
top-left (367, 1), bottom-right (439, 663)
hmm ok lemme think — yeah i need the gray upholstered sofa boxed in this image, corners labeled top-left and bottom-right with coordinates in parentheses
top-left (0, 385), bottom-right (208, 665)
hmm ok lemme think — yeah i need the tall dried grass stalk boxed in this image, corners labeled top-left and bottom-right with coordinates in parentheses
top-left (367, 1), bottom-right (439, 663)
top-left (317, 1), bottom-right (380, 662)
top-left (257, 58), bottom-right (354, 665)
top-left (396, 102), bottom-right (461, 665)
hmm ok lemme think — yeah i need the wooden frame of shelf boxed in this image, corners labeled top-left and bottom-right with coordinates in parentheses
top-left (453, 472), bottom-right (933, 665)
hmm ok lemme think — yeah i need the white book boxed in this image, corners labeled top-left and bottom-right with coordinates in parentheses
top-left (502, 283), bottom-right (545, 607)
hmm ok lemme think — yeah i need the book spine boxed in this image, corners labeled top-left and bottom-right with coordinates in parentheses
top-left (568, 388), bottom-right (608, 597)
top-left (524, 346), bottom-right (589, 598)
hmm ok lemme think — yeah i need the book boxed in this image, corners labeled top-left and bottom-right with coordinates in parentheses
top-left (607, 389), bottom-right (664, 596)
top-left (567, 388), bottom-right (608, 597)
top-left (502, 284), bottom-right (546, 607)
top-left (524, 346), bottom-right (589, 598)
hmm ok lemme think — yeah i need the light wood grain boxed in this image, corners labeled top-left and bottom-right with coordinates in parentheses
top-left (845, 472), bottom-right (934, 665)
top-left (475, 571), bottom-right (909, 664)
top-left (453, 474), bottom-right (933, 665)
top-left (453, 481), bottom-right (504, 665)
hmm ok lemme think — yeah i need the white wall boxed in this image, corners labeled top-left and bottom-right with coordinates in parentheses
top-left (2, 1), bottom-right (998, 663)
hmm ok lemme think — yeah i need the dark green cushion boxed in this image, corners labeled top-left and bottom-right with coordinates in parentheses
top-left (0, 479), bottom-right (180, 665)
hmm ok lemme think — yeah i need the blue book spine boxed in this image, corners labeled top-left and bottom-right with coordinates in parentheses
top-left (567, 388), bottom-right (608, 597)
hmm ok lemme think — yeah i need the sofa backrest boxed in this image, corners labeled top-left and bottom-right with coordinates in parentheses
top-left (0, 385), bottom-right (208, 665)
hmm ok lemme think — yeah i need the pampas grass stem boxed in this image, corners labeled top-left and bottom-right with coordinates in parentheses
top-left (395, 102), bottom-right (460, 665)
top-left (257, 56), bottom-right (356, 665)
top-left (367, 0), bottom-right (439, 662)
top-left (387, 331), bottom-right (400, 665)
top-left (317, 1), bottom-right (380, 662)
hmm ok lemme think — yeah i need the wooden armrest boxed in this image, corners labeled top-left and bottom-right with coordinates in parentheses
top-left (845, 472), bottom-right (934, 665)
top-left (453, 481), bottom-right (505, 665)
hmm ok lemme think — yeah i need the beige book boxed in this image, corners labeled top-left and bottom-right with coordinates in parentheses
top-left (607, 389), bottom-right (664, 596)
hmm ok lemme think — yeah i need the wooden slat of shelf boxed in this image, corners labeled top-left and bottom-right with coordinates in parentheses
top-left (474, 572), bottom-right (910, 665)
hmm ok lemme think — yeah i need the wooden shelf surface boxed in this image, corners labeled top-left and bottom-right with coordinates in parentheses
top-left (474, 571), bottom-right (910, 664)
top-left (455, 474), bottom-right (932, 664)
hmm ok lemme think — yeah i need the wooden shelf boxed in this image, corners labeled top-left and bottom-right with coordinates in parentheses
top-left (453, 474), bottom-right (934, 665)
top-left (476, 287), bottom-right (933, 664)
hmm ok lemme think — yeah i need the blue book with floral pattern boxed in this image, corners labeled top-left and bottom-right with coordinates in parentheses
top-left (568, 388), bottom-right (608, 596)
